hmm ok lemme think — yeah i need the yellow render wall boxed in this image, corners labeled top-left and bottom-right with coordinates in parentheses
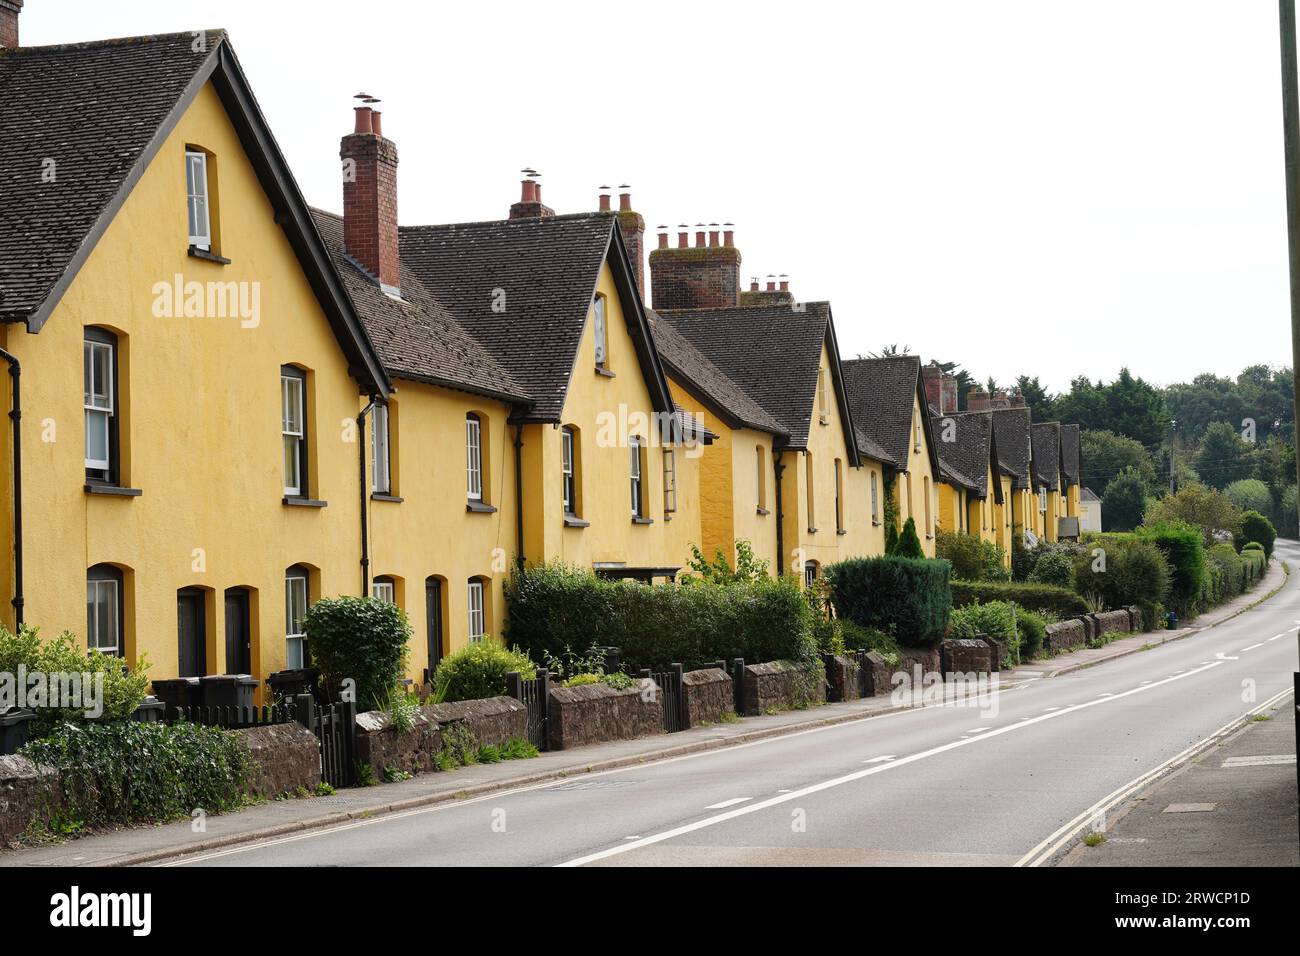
top-left (895, 395), bottom-right (937, 557)
top-left (521, 261), bottom-right (701, 576)
top-left (364, 382), bottom-right (516, 675)
top-left (3, 82), bottom-right (370, 684)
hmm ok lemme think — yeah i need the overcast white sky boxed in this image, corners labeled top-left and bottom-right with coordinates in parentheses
top-left (23, 1), bottom-right (1297, 393)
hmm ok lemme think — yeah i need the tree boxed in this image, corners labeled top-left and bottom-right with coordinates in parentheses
top-left (1081, 429), bottom-right (1159, 494)
top-left (1234, 510), bottom-right (1277, 558)
top-left (1054, 369), bottom-right (1170, 446)
top-left (1224, 478), bottom-right (1272, 515)
top-left (1103, 466), bottom-right (1149, 532)
top-left (1014, 375), bottom-right (1055, 422)
top-left (895, 517), bottom-right (924, 558)
top-left (1195, 422), bottom-right (1253, 490)
top-left (1144, 483), bottom-right (1243, 547)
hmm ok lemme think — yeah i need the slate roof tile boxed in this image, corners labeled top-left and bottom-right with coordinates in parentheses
top-left (991, 407), bottom-right (1033, 489)
top-left (841, 355), bottom-right (922, 469)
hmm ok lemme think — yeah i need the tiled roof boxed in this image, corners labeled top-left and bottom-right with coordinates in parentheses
top-left (648, 309), bottom-right (786, 437)
top-left (312, 210), bottom-right (528, 403)
top-left (991, 407), bottom-right (1033, 489)
top-left (660, 303), bottom-right (850, 454)
top-left (841, 355), bottom-right (922, 470)
top-left (1060, 423), bottom-right (1081, 485)
top-left (0, 32), bottom-right (218, 323)
top-left (1032, 422), bottom-right (1062, 490)
top-left (1081, 487), bottom-right (1101, 502)
top-left (399, 212), bottom-right (662, 422)
top-left (931, 411), bottom-right (993, 497)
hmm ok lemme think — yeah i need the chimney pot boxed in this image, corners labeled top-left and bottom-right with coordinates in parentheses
top-left (353, 106), bottom-right (373, 135)
top-left (779, 277), bottom-right (789, 292)
top-left (750, 278), bottom-right (760, 292)
top-left (658, 230), bottom-right (669, 249)
top-left (708, 224), bottom-right (720, 247)
top-left (723, 223), bottom-right (734, 247)
top-left (521, 179), bottom-right (537, 203)
top-left (619, 185), bottom-right (632, 212)
top-left (677, 224), bottom-right (689, 248)
top-left (599, 192), bottom-right (611, 212)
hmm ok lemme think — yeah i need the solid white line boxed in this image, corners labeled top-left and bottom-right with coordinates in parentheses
top-left (1268, 634), bottom-right (1284, 641)
top-left (1097, 693), bottom-right (1114, 698)
top-left (704, 797), bottom-right (752, 809)
top-left (1043, 707), bottom-right (1060, 712)
top-left (556, 660), bottom-right (1230, 868)
top-left (864, 755), bottom-right (896, 763)
top-left (1014, 686), bottom-right (1295, 867)
top-left (1240, 643), bottom-right (1264, 652)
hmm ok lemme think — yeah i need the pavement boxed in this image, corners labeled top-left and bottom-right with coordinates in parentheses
top-left (0, 549), bottom-right (1293, 868)
top-left (1057, 692), bottom-right (1298, 867)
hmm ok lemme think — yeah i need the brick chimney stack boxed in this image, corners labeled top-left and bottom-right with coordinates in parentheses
top-left (649, 218), bottom-right (742, 311)
top-left (509, 169), bottom-right (554, 220)
top-left (966, 387), bottom-right (991, 413)
top-left (1008, 390), bottom-right (1026, 408)
top-left (341, 99), bottom-right (401, 294)
top-left (922, 363), bottom-right (943, 413)
top-left (0, 0), bottom-right (22, 49)
top-left (616, 185), bottom-right (645, 301)
top-left (941, 374), bottom-right (958, 414)
top-left (989, 390), bottom-right (1012, 410)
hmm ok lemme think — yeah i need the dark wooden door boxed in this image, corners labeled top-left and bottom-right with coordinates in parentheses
top-left (177, 590), bottom-right (207, 678)
top-left (426, 578), bottom-right (443, 677)
top-left (224, 588), bottom-right (251, 675)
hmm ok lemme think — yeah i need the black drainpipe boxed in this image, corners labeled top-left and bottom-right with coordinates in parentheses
top-left (357, 397), bottom-right (378, 596)
top-left (0, 348), bottom-right (21, 627)
top-left (773, 450), bottom-right (786, 576)
top-left (513, 425), bottom-right (525, 572)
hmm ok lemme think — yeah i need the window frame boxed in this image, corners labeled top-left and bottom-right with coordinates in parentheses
top-left (805, 451), bottom-right (816, 530)
top-left (281, 366), bottom-right (308, 498)
top-left (629, 436), bottom-right (644, 518)
top-left (86, 564), bottom-right (123, 656)
top-left (593, 294), bottom-right (608, 368)
top-left (662, 448), bottom-right (677, 516)
top-left (561, 426), bottom-right (577, 516)
top-left (372, 402), bottom-right (392, 495)
top-left (756, 445), bottom-right (767, 512)
top-left (870, 470), bottom-right (879, 525)
top-left (185, 149), bottom-right (213, 251)
top-left (284, 565), bottom-right (310, 669)
top-left (466, 413), bottom-right (483, 501)
top-left (804, 561), bottom-right (818, 589)
top-left (834, 458), bottom-right (844, 533)
top-left (84, 328), bottom-right (119, 484)
top-left (467, 578), bottom-right (486, 643)
top-left (371, 577), bottom-right (396, 605)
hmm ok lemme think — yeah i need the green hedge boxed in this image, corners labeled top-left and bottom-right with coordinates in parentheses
top-left (302, 596), bottom-right (412, 709)
top-left (1137, 521), bottom-right (1205, 618)
top-left (949, 579), bottom-right (1089, 616)
top-left (433, 640), bottom-right (536, 703)
top-left (1073, 536), bottom-right (1170, 614)
top-left (825, 556), bottom-right (951, 648)
top-left (1234, 511), bottom-right (1276, 559)
top-left (504, 563), bottom-right (816, 671)
top-left (935, 529), bottom-right (1010, 582)
top-left (21, 720), bottom-right (249, 832)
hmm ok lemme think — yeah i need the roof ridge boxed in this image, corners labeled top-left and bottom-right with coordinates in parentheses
top-left (4, 29), bottom-right (226, 53)
top-left (400, 211), bottom-right (614, 232)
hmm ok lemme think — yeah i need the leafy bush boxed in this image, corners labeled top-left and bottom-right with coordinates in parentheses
top-left (1073, 536), bottom-right (1171, 614)
top-left (1225, 478), bottom-right (1273, 515)
top-left (1234, 511), bottom-right (1276, 559)
top-left (1144, 483), bottom-right (1242, 548)
top-left (825, 556), bottom-right (951, 647)
top-left (950, 579), bottom-right (1089, 616)
top-left (21, 720), bottom-right (249, 830)
top-left (1242, 541), bottom-right (1264, 552)
top-left (1137, 521), bottom-right (1206, 617)
top-left (301, 596), bottom-right (412, 709)
top-left (949, 600), bottom-right (1019, 664)
top-left (894, 517), bottom-right (925, 559)
top-left (1205, 543), bottom-right (1245, 605)
top-left (839, 620), bottom-right (902, 666)
top-left (936, 529), bottom-right (1009, 581)
top-left (1027, 549), bottom-right (1075, 589)
top-left (506, 563), bottom-right (816, 670)
top-left (0, 626), bottom-right (150, 733)
top-left (686, 539), bottom-right (769, 583)
top-left (1240, 548), bottom-right (1266, 585)
top-left (1016, 608), bottom-right (1048, 659)
top-left (433, 639), bottom-right (535, 703)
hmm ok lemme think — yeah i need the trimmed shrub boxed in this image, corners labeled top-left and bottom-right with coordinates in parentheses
top-left (1234, 511), bottom-right (1276, 559)
top-left (1137, 521), bottom-right (1206, 618)
top-left (1027, 550), bottom-right (1075, 589)
top-left (433, 639), bottom-right (536, 703)
top-left (839, 620), bottom-right (902, 666)
top-left (301, 596), bottom-right (412, 709)
top-left (1073, 536), bottom-right (1171, 615)
top-left (505, 563), bottom-right (816, 671)
top-left (1240, 548), bottom-right (1266, 585)
top-left (1016, 608), bottom-right (1048, 659)
top-left (936, 529), bottom-right (1010, 581)
top-left (895, 517), bottom-right (924, 559)
top-left (1242, 541), bottom-right (1264, 552)
top-left (948, 600), bottom-right (1041, 665)
top-left (0, 625), bottom-right (150, 732)
top-left (21, 720), bottom-right (249, 830)
top-left (1206, 543), bottom-right (1245, 604)
top-left (950, 579), bottom-right (1089, 616)
top-left (826, 556), bottom-right (951, 647)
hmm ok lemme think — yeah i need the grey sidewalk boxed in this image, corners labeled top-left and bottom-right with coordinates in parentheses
top-left (0, 558), bottom-right (1286, 867)
top-left (1058, 693), bottom-right (1298, 867)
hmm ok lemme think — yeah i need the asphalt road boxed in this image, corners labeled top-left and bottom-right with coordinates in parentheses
top-left (175, 542), bottom-right (1300, 868)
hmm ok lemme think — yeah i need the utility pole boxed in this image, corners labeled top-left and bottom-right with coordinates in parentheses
top-left (1279, 1), bottom-right (1300, 495)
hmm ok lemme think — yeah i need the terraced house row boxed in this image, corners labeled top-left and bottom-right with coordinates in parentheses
top-left (0, 17), bottom-right (1086, 688)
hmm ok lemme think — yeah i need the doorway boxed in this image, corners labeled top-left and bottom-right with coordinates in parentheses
top-left (224, 587), bottom-right (251, 675)
top-left (177, 588), bottom-right (207, 678)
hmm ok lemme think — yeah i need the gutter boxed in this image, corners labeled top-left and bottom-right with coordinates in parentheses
top-left (357, 397), bottom-right (378, 595)
top-left (513, 425), bottom-right (525, 572)
top-left (774, 451), bottom-right (786, 575)
top-left (0, 348), bottom-right (20, 627)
